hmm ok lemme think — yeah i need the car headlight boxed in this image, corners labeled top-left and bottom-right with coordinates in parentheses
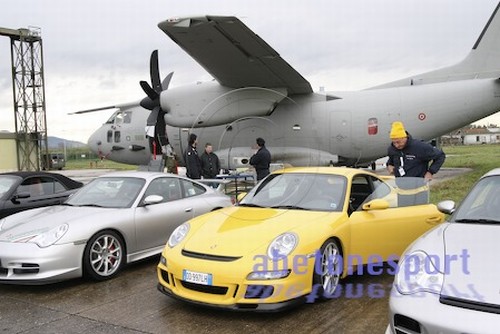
top-left (168, 223), bottom-right (190, 248)
top-left (395, 250), bottom-right (444, 295)
top-left (267, 233), bottom-right (298, 260)
top-left (15, 224), bottom-right (69, 248)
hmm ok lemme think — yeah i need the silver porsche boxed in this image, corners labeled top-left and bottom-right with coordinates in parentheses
top-left (0, 171), bottom-right (232, 284)
top-left (386, 168), bottom-right (500, 334)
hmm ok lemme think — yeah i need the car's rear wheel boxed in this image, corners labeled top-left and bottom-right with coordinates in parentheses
top-left (313, 238), bottom-right (342, 300)
top-left (83, 230), bottom-right (125, 281)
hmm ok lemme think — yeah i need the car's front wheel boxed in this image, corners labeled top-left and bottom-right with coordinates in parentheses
top-left (313, 238), bottom-right (342, 300)
top-left (83, 230), bottom-right (125, 281)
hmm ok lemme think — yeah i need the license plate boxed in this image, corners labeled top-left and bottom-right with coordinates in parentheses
top-left (182, 269), bottom-right (213, 285)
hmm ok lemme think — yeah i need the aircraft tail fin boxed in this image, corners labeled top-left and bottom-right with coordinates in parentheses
top-left (454, 2), bottom-right (500, 77)
top-left (371, 2), bottom-right (500, 89)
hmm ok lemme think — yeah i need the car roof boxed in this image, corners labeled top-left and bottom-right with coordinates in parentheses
top-left (0, 171), bottom-right (83, 188)
top-left (0, 171), bottom-right (57, 178)
top-left (97, 171), bottom-right (188, 181)
top-left (482, 168), bottom-right (500, 178)
top-left (275, 166), bottom-right (379, 178)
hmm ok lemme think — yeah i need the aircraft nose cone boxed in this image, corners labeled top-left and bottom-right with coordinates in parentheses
top-left (87, 131), bottom-right (102, 156)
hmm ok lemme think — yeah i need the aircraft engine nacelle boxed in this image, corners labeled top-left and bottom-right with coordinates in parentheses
top-left (162, 82), bottom-right (287, 128)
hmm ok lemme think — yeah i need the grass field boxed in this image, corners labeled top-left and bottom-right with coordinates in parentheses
top-left (65, 158), bottom-right (136, 171)
top-left (430, 144), bottom-right (500, 204)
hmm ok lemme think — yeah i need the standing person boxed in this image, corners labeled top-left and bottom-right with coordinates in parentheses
top-left (162, 142), bottom-right (177, 174)
top-left (386, 121), bottom-right (446, 181)
top-left (201, 143), bottom-right (221, 179)
top-left (250, 137), bottom-right (271, 181)
top-left (184, 133), bottom-right (202, 179)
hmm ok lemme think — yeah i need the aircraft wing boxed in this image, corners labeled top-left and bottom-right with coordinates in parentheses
top-left (158, 16), bottom-right (313, 95)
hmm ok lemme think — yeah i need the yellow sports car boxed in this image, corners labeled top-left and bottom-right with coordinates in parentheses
top-left (157, 167), bottom-right (444, 311)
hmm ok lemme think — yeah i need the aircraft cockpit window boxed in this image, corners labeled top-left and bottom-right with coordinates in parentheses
top-left (114, 131), bottom-right (121, 143)
top-left (105, 112), bottom-right (118, 124)
top-left (104, 110), bottom-right (132, 125)
top-left (115, 111), bottom-right (132, 124)
top-left (107, 130), bottom-right (112, 143)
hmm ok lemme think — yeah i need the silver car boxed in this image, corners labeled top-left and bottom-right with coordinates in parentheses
top-left (386, 168), bottom-right (500, 334)
top-left (0, 171), bottom-right (232, 284)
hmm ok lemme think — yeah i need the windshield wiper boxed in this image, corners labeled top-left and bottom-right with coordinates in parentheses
top-left (455, 218), bottom-right (500, 224)
top-left (238, 203), bottom-right (264, 208)
top-left (76, 203), bottom-right (105, 208)
top-left (270, 205), bottom-right (310, 211)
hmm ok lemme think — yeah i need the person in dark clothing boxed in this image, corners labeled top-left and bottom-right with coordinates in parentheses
top-left (200, 143), bottom-right (221, 179)
top-left (250, 137), bottom-right (271, 181)
top-left (386, 121), bottom-right (446, 181)
top-left (184, 133), bottom-right (202, 179)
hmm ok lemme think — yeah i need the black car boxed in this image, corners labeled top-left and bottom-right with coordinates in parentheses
top-left (0, 171), bottom-right (83, 219)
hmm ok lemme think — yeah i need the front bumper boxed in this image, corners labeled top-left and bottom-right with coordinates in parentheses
top-left (157, 283), bottom-right (305, 312)
top-left (157, 251), bottom-right (317, 312)
top-left (0, 241), bottom-right (85, 284)
top-left (387, 287), bottom-right (500, 334)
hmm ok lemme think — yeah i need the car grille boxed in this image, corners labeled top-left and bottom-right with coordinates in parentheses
top-left (181, 249), bottom-right (241, 262)
top-left (0, 261), bottom-right (39, 276)
top-left (180, 280), bottom-right (229, 295)
top-left (440, 295), bottom-right (500, 314)
top-left (0, 260), bottom-right (7, 276)
top-left (393, 314), bottom-right (421, 334)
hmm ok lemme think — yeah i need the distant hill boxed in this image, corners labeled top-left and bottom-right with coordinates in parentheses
top-left (48, 136), bottom-right (87, 149)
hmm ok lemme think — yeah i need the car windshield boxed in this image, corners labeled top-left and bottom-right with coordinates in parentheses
top-left (239, 173), bottom-right (346, 212)
top-left (452, 175), bottom-right (500, 224)
top-left (0, 176), bottom-right (19, 200)
top-left (66, 177), bottom-right (145, 208)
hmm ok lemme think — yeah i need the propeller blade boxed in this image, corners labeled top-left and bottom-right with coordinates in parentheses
top-left (150, 50), bottom-right (162, 94)
top-left (140, 80), bottom-right (158, 101)
top-left (161, 72), bottom-right (174, 91)
top-left (147, 106), bottom-right (161, 126)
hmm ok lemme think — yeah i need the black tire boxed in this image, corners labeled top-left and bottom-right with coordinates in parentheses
top-left (312, 239), bottom-right (342, 300)
top-left (83, 230), bottom-right (125, 281)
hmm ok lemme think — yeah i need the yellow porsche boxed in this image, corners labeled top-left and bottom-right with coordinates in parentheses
top-left (157, 167), bottom-right (444, 311)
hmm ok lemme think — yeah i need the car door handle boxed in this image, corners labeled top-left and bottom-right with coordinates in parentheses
top-left (185, 207), bottom-right (193, 212)
top-left (426, 216), bottom-right (442, 225)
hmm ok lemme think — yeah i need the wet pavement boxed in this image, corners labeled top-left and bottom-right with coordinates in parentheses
top-left (0, 257), bottom-right (394, 334)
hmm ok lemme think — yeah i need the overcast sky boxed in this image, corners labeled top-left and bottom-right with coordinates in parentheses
top-left (1, 0), bottom-right (499, 143)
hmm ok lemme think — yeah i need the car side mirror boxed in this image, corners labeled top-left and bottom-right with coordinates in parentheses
top-left (362, 199), bottom-right (389, 211)
top-left (11, 192), bottom-right (30, 203)
top-left (143, 195), bottom-right (164, 206)
top-left (437, 200), bottom-right (455, 215)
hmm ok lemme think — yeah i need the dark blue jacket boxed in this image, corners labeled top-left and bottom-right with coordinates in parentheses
top-left (387, 134), bottom-right (446, 177)
top-left (184, 146), bottom-right (202, 179)
top-left (250, 146), bottom-right (271, 180)
top-left (200, 152), bottom-right (220, 179)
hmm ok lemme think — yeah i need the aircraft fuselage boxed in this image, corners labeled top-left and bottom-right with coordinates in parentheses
top-left (87, 77), bottom-right (500, 168)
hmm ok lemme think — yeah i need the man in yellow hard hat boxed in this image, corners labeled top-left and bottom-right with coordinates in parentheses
top-left (387, 121), bottom-right (445, 181)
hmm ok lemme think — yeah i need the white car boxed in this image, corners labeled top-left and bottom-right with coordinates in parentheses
top-left (386, 168), bottom-right (500, 334)
top-left (0, 171), bottom-right (232, 284)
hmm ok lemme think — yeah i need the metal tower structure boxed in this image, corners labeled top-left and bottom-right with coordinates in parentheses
top-left (0, 26), bottom-right (48, 171)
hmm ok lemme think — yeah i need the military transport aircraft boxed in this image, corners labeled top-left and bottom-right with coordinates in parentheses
top-left (76, 3), bottom-right (500, 169)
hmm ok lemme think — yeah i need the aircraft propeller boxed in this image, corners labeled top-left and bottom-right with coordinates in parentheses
top-left (139, 50), bottom-right (173, 153)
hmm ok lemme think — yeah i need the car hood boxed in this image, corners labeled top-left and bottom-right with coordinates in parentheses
top-left (442, 223), bottom-right (500, 305)
top-left (0, 205), bottom-right (111, 242)
top-left (183, 207), bottom-right (340, 257)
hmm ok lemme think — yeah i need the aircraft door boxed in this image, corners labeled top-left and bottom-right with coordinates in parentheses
top-left (171, 128), bottom-right (191, 165)
top-left (330, 111), bottom-right (352, 158)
